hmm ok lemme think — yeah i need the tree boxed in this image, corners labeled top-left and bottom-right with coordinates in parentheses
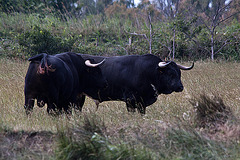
top-left (119, 0), bottom-right (135, 8)
top-left (75, 0), bottom-right (96, 16)
top-left (153, 0), bottom-right (181, 59)
top-left (96, 0), bottom-right (113, 14)
top-left (154, 0), bottom-right (180, 18)
top-left (127, 2), bottom-right (161, 54)
top-left (188, 0), bottom-right (240, 60)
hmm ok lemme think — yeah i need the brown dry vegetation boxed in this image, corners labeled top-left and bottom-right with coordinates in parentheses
top-left (0, 58), bottom-right (240, 159)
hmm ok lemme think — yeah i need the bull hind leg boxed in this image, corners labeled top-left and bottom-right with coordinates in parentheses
top-left (58, 98), bottom-right (76, 115)
top-left (37, 96), bottom-right (46, 108)
top-left (24, 97), bottom-right (34, 115)
top-left (47, 103), bottom-right (58, 115)
top-left (63, 102), bottom-right (73, 114)
top-left (46, 91), bottom-right (62, 115)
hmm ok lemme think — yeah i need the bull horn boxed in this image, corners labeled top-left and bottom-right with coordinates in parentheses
top-left (177, 62), bottom-right (194, 70)
top-left (158, 61), bottom-right (171, 68)
top-left (85, 59), bottom-right (105, 67)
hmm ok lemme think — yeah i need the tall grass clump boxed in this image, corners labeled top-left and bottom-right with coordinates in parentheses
top-left (190, 93), bottom-right (235, 129)
top-left (163, 126), bottom-right (234, 160)
top-left (56, 114), bottom-right (154, 160)
top-left (155, 93), bottom-right (240, 160)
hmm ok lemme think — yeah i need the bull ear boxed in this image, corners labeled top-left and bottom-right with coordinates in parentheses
top-left (28, 53), bottom-right (47, 62)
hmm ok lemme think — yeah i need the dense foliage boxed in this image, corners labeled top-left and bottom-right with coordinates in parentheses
top-left (0, 0), bottom-right (239, 60)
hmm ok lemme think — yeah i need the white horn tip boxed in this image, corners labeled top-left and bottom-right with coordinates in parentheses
top-left (85, 60), bottom-right (92, 66)
top-left (85, 59), bottom-right (105, 67)
top-left (158, 61), bottom-right (171, 68)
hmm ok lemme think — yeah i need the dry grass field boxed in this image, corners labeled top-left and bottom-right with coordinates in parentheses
top-left (0, 58), bottom-right (239, 159)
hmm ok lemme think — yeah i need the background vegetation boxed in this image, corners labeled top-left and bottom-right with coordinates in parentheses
top-left (0, 0), bottom-right (240, 60)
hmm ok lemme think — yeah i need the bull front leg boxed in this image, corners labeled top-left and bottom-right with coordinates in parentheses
top-left (136, 102), bottom-right (146, 115)
top-left (125, 95), bottom-right (146, 115)
top-left (125, 98), bottom-right (136, 113)
top-left (75, 94), bottom-right (86, 112)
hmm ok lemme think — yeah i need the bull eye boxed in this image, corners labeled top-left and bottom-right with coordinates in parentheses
top-left (159, 70), bottom-right (163, 74)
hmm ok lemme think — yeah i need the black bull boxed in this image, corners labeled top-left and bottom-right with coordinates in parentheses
top-left (24, 52), bottom-right (107, 114)
top-left (79, 54), bottom-right (194, 114)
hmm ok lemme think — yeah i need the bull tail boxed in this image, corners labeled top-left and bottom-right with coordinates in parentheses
top-left (28, 53), bottom-right (47, 62)
top-left (31, 53), bottom-right (55, 75)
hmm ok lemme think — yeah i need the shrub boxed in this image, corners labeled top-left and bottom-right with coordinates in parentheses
top-left (164, 127), bottom-right (227, 160)
top-left (56, 114), bottom-right (153, 160)
top-left (17, 25), bottom-right (76, 57)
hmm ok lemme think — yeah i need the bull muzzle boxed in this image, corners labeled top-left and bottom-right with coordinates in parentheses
top-left (175, 85), bottom-right (184, 92)
top-left (85, 59), bottom-right (105, 67)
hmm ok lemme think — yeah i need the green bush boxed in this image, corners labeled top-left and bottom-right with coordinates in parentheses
top-left (1, 11), bottom-right (240, 60)
top-left (57, 132), bottom-right (153, 160)
top-left (17, 25), bottom-right (76, 57)
top-left (216, 20), bottom-right (240, 61)
top-left (56, 114), bottom-right (153, 160)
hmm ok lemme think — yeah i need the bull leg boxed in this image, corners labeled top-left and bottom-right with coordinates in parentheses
top-left (126, 95), bottom-right (146, 115)
top-left (62, 101), bottom-right (73, 114)
top-left (60, 95), bottom-right (77, 114)
top-left (76, 95), bottom-right (86, 112)
top-left (46, 96), bottom-right (59, 115)
top-left (94, 100), bottom-right (100, 111)
top-left (127, 105), bottom-right (136, 112)
top-left (47, 102), bottom-right (57, 115)
top-left (136, 103), bottom-right (146, 115)
top-left (46, 89), bottom-right (62, 115)
top-left (37, 96), bottom-right (46, 108)
top-left (135, 97), bottom-right (146, 115)
top-left (126, 101), bottom-right (146, 114)
top-left (126, 98), bottom-right (136, 113)
top-left (24, 97), bottom-right (34, 115)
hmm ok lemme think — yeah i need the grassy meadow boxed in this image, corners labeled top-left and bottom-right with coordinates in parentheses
top-left (0, 58), bottom-right (240, 159)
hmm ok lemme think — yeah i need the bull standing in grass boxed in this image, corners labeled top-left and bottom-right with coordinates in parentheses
top-left (24, 52), bottom-right (106, 115)
top-left (80, 54), bottom-right (194, 114)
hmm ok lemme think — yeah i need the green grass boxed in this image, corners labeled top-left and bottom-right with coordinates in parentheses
top-left (0, 59), bottom-right (239, 159)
